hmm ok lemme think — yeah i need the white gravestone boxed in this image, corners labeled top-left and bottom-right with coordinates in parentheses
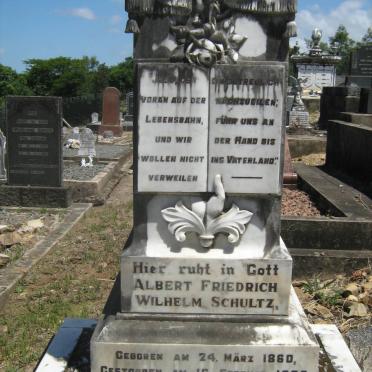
top-left (90, 0), bottom-right (320, 369)
top-left (0, 130), bottom-right (6, 180)
top-left (298, 64), bottom-right (336, 95)
top-left (91, 112), bottom-right (100, 124)
top-left (71, 127), bottom-right (80, 141)
top-left (78, 128), bottom-right (96, 167)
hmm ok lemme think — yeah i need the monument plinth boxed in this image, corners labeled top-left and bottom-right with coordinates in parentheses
top-left (91, 0), bottom-right (320, 370)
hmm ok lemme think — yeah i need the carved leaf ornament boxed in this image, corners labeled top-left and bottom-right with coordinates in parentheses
top-left (161, 176), bottom-right (253, 248)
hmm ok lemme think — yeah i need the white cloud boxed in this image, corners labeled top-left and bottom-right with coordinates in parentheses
top-left (67, 8), bottom-right (96, 21)
top-left (110, 15), bottom-right (122, 25)
top-left (0, 48), bottom-right (5, 56)
top-left (292, 0), bottom-right (371, 49)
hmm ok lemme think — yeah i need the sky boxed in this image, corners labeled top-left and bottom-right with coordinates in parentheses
top-left (0, 0), bottom-right (371, 72)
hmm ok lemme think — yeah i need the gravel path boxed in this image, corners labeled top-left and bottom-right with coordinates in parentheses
top-left (63, 163), bottom-right (107, 181)
top-left (63, 144), bottom-right (130, 160)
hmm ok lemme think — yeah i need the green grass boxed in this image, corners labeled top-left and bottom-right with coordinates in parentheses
top-left (0, 201), bottom-right (133, 370)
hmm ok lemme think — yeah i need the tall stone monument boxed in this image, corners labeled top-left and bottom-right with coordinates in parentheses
top-left (91, 0), bottom-right (320, 370)
top-left (291, 29), bottom-right (341, 96)
top-left (98, 87), bottom-right (123, 137)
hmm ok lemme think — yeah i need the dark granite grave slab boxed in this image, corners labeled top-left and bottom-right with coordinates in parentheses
top-left (6, 96), bottom-right (63, 187)
top-left (360, 88), bottom-right (372, 114)
top-left (350, 45), bottom-right (372, 77)
top-left (0, 185), bottom-right (72, 208)
top-left (318, 87), bottom-right (360, 130)
top-left (326, 120), bottom-right (372, 184)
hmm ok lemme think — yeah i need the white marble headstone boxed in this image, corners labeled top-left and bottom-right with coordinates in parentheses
top-left (137, 65), bottom-right (209, 193)
top-left (71, 127), bottom-right (80, 141)
top-left (298, 64), bottom-right (336, 94)
top-left (91, 112), bottom-right (99, 124)
top-left (78, 128), bottom-right (96, 157)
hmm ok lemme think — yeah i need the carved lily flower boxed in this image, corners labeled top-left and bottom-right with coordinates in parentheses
top-left (161, 175), bottom-right (253, 248)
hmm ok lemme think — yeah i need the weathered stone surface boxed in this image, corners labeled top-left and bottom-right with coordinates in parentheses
top-left (0, 185), bottom-right (72, 208)
top-left (122, 240), bottom-right (292, 315)
top-left (208, 64), bottom-right (285, 194)
top-left (297, 64), bottom-right (337, 95)
top-left (91, 289), bottom-right (319, 372)
top-left (137, 64), bottom-right (209, 193)
top-left (0, 231), bottom-right (21, 247)
top-left (102, 87), bottom-right (121, 126)
top-left (288, 110), bottom-right (310, 129)
top-left (99, 87), bottom-right (123, 137)
top-left (346, 326), bottom-right (372, 372)
top-left (6, 96), bottom-right (63, 187)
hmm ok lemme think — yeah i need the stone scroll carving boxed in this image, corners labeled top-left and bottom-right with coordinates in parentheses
top-left (161, 175), bottom-right (253, 248)
top-left (125, 0), bottom-right (297, 66)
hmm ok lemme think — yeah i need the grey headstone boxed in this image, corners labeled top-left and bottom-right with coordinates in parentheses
top-left (350, 45), bottom-right (372, 77)
top-left (0, 130), bottom-right (6, 180)
top-left (78, 128), bottom-right (96, 157)
top-left (6, 96), bottom-right (63, 187)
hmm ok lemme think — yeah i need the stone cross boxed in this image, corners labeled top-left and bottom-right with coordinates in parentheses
top-left (0, 130), bottom-right (6, 180)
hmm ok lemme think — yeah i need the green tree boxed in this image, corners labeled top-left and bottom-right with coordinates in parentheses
top-left (24, 57), bottom-right (92, 97)
top-left (88, 62), bottom-right (110, 95)
top-left (329, 25), bottom-right (356, 75)
top-left (361, 27), bottom-right (372, 45)
top-left (0, 64), bottom-right (32, 104)
top-left (109, 57), bottom-right (134, 94)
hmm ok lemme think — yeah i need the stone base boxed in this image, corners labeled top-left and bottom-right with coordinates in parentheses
top-left (91, 288), bottom-right (319, 372)
top-left (0, 185), bottom-right (72, 208)
top-left (98, 125), bottom-right (123, 137)
top-left (121, 240), bottom-right (292, 316)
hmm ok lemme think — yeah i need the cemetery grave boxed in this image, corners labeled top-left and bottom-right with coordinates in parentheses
top-left (62, 131), bottom-right (132, 204)
top-left (1, 1), bottom-right (371, 371)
